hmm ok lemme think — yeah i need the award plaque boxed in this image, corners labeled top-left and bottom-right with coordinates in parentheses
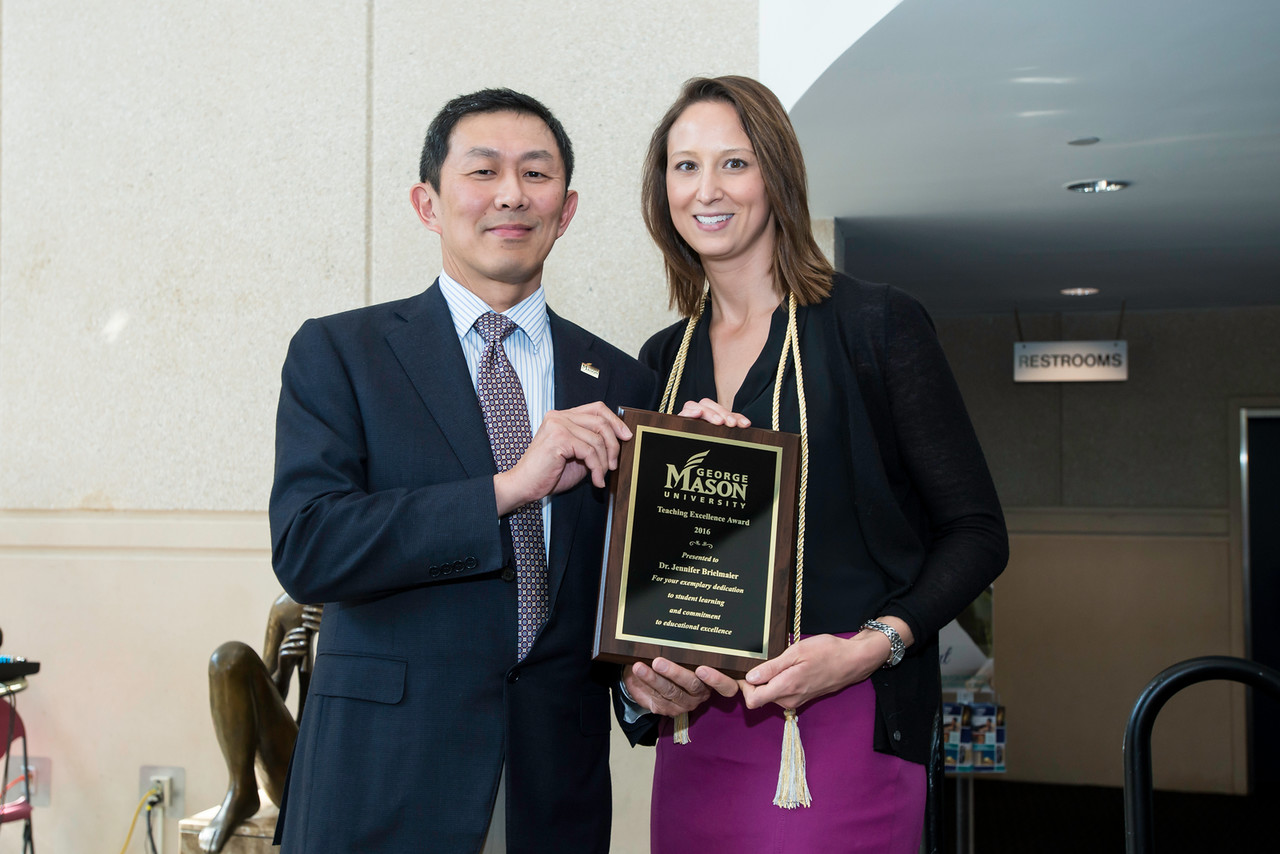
top-left (593, 408), bottom-right (800, 677)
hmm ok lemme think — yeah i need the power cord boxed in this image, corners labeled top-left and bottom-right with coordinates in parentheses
top-left (144, 787), bottom-right (162, 854)
top-left (118, 784), bottom-right (161, 854)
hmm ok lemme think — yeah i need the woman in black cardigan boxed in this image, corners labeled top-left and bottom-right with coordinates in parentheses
top-left (620, 76), bottom-right (1008, 854)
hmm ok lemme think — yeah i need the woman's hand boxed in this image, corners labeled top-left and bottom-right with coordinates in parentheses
top-left (738, 630), bottom-right (899, 711)
top-left (677, 398), bottom-right (751, 428)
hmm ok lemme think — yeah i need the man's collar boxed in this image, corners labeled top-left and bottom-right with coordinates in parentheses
top-left (437, 270), bottom-right (550, 352)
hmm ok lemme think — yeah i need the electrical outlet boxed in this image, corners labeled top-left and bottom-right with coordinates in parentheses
top-left (149, 773), bottom-right (173, 809)
top-left (27, 756), bottom-right (50, 807)
top-left (3, 755), bottom-right (50, 807)
top-left (137, 765), bottom-right (185, 817)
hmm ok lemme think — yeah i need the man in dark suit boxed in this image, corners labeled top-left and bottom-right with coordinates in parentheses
top-left (268, 89), bottom-right (669, 853)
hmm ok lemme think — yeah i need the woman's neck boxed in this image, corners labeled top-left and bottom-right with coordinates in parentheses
top-left (705, 261), bottom-right (781, 328)
top-left (703, 254), bottom-right (783, 409)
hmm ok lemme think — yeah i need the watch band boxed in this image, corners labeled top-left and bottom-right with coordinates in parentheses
top-left (861, 619), bottom-right (906, 668)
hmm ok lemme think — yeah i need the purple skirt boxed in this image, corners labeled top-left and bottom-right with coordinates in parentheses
top-left (650, 643), bottom-right (925, 854)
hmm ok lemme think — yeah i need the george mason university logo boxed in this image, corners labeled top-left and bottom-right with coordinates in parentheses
top-left (663, 451), bottom-right (748, 506)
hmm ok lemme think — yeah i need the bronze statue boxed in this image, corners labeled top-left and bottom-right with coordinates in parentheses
top-left (198, 593), bottom-right (321, 853)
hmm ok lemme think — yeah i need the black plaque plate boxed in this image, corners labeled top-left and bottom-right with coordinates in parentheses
top-left (593, 408), bottom-right (799, 677)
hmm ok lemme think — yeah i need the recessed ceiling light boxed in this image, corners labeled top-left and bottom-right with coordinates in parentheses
top-left (1061, 287), bottom-right (1100, 296)
top-left (1067, 137), bottom-right (1100, 146)
top-left (1065, 179), bottom-right (1129, 193)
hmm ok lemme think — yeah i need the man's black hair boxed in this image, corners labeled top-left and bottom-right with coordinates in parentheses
top-left (419, 88), bottom-right (574, 191)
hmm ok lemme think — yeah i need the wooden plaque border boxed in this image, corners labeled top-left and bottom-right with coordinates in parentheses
top-left (593, 407), bottom-right (799, 678)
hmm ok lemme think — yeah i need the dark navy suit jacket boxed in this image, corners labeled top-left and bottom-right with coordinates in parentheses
top-left (269, 282), bottom-right (656, 853)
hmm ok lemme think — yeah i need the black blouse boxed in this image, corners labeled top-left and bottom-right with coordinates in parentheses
top-left (639, 274), bottom-right (1008, 764)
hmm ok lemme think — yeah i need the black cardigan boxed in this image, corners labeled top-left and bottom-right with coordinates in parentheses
top-left (637, 274), bottom-right (1008, 765)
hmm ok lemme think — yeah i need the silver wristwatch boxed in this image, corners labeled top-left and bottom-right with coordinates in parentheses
top-left (861, 619), bottom-right (906, 668)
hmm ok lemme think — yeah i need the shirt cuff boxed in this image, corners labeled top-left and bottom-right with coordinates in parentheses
top-left (617, 677), bottom-right (651, 724)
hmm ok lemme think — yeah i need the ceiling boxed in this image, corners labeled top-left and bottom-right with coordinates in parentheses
top-left (789, 0), bottom-right (1280, 316)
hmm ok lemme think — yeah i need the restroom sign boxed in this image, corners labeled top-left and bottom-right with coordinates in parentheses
top-left (1014, 341), bottom-right (1127, 382)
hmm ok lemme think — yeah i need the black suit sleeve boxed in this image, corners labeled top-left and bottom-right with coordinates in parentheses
top-left (269, 318), bottom-right (508, 604)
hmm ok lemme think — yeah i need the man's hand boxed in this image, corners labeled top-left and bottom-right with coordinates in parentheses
top-left (622, 658), bottom-right (738, 717)
top-left (677, 398), bottom-right (751, 428)
top-left (493, 402), bottom-right (632, 515)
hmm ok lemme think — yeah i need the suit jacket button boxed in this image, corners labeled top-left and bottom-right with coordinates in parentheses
top-left (429, 566), bottom-right (440, 577)
top-left (465, 556), bottom-right (478, 569)
top-left (501, 566), bottom-right (516, 582)
top-left (506, 669), bottom-right (521, 684)
top-left (892, 730), bottom-right (902, 742)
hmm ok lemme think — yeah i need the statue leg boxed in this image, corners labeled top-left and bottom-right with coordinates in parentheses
top-left (254, 670), bottom-right (301, 808)
top-left (199, 641), bottom-right (297, 853)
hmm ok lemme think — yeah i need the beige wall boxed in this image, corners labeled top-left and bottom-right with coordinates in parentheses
top-left (933, 307), bottom-right (1280, 795)
top-left (935, 307), bottom-right (1280, 509)
top-left (1, 3), bottom-right (756, 853)
top-left (998, 509), bottom-right (1246, 793)
top-left (0, 2), bottom-right (369, 513)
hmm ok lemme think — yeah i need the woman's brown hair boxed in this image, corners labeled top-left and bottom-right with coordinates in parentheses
top-left (642, 76), bottom-right (834, 317)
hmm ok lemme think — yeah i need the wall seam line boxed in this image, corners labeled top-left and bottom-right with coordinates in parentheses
top-left (364, 0), bottom-right (374, 306)
top-left (0, 547), bottom-right (270, 560)
top-left (1056, 311), bottom-right (1065, 504)
top-left (1, 0), bottom-right (6, 342)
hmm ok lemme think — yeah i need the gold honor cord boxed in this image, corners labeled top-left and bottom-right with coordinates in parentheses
top-left (657, 287), bottom-right (705, 416)
top-left (659, 291), bottom-right (813, 809)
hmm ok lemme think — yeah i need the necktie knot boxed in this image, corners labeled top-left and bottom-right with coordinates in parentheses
top-left (475, 311), bottom-right (518, 347)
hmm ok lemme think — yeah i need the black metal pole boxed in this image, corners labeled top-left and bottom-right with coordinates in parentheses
top-left (1123, 655), bottom-right (1280, 854)
top-left (955, 774), bottom-right (974, 854)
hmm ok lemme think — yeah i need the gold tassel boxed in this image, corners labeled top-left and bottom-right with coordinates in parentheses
top-left (772, 708), bottom-right (812, 808)
top-left (673, 711), bottom-right (691, 744)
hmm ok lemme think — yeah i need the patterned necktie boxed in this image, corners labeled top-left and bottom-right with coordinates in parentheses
top-left (474, 311), bottom-right (549, 659)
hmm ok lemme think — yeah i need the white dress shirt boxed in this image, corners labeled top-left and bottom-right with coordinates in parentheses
top-left (437, 270), bottom-right (555, 553)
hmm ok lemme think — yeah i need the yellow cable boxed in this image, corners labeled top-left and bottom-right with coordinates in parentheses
top-left (118, 785), bottom-right (160, 854)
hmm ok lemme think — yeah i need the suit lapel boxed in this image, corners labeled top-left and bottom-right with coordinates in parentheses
top-left (384, 283), bottom-right (496, 479)
top-left (386, 295), bottom-right (607, 616)
top-left (546, 310), bottom-right (607, 610)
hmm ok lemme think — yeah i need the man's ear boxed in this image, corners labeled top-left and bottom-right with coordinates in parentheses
top-left (410, 182), bottom-right (443, 235)
top-left (555, 188), bottom-right (579, 239)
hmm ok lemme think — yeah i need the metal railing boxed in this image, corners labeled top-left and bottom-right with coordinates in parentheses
top-left (1123, 655), bottom-right (1280, 853)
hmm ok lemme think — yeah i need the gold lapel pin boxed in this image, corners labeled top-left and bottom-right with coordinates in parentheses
top-left (580, 362), bottom-right (600, 378)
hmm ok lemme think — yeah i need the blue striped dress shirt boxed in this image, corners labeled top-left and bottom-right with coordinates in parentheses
top-left (437, 271), bottom-right (554, 553)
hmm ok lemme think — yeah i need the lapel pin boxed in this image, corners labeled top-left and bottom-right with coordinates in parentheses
top-left (580, 362), bottom-right (600, 379)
